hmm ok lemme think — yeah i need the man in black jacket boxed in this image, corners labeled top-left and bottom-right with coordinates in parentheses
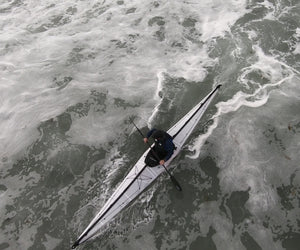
top-left (144, 129), bottom-right (175, 167)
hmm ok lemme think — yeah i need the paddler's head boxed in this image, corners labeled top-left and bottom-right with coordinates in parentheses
top-left (152, 130), bottom-right (165, 142)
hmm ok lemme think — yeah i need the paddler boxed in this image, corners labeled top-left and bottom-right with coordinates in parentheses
top-left (144, 129), bottom-right (175, 167)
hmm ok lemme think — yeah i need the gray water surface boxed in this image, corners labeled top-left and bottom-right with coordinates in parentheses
top-left (0, 0), bottom-right (299, 249)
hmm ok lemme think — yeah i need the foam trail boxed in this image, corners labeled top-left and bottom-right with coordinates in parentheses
top-left (253, 45), bottom-right (300, 76)
top-left (189, 46), bottom-right (297, 159)
top-left (147, 71), bottom-right (165, 128)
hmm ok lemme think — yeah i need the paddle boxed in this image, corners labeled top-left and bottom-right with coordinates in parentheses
top-left (130, 119), bottom-right (182, 191)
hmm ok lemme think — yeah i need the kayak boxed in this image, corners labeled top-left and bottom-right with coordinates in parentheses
top-left (72, 84), bottom-right (221, 248)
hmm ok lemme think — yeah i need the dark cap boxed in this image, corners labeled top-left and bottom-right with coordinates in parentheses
top-left (152, 130), bottom-right (165, 140)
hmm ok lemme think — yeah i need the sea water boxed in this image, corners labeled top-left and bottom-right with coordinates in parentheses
top-left (0, 0), bottom-right (299, 249)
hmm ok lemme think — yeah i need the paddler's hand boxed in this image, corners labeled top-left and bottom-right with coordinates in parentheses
top-left (159, 160), bottom-right (165, 165)
top-left (143, 138), bottom-right (148, 143)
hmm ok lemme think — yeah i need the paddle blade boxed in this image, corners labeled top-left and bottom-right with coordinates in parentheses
top-left (170, 175), bottom-right (182, 191)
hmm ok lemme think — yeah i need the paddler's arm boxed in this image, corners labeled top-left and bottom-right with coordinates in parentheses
top-left (143, 128), bottom-right (157, 143)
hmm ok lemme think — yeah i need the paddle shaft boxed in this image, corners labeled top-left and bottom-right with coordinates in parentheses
top-left (131, 120), bottom-right (182, 191)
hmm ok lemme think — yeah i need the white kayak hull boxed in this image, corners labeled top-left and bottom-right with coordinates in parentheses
top-left (72, 85), bottom-right (221, 247)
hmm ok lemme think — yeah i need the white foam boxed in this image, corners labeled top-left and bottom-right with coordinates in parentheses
top-left (293, 43), bottom-right (300, 55)
top-left (293, 28), bottom-right (300, 55)
top-left (67, 109), bottom-right (125, 146)
top-left (0, 0), bottom-right (251, 161)
top-left (0, 81), bottom-right (91, 160)
top-left (199, 0), bottom-right (248, 41)
top-left (42, 234), bottom-right (62, 250)
top-left (189, 45), bottom-right (297, 159)
top-left (147, 71), bottom-right (164, 127)
top-left (246, 223), bottom-right (285, 250)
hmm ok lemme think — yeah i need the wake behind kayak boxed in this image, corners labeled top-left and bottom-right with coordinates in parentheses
top-left (72, 84), bottom-right (221, 248)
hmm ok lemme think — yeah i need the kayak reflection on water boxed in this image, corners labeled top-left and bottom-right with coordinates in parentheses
top-left (143, 129), bottom-right (175, 167)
